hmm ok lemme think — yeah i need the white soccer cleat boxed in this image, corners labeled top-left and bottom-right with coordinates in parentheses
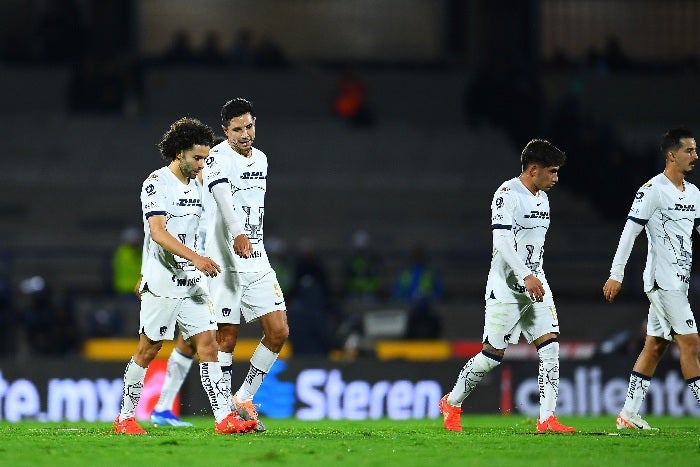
top-left (616, 410), bottom-right (657, 430)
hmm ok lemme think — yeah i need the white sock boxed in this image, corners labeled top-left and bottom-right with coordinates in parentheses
top-left (200, 362), bottom-right (231, 423)
top-left (687, 377), bottom-right (700, 405)
top-left (447, 351), bottom-right (501, 406)
top-left (622, 371), bottom-right (651, 415)
top-left (537, 340), bottom-right (559, 422)
top-left (154, 349), bottom-right (193, 412)
top-left (119, 358), bottom-right (147, 421)
top-left (236, 342), bottom-right (278, 402)
top-left (218, 351), bottom-right (233, 408)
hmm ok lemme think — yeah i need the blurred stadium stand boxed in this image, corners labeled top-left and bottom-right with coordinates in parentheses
top-left (2, 0), bottom-right (700, 354)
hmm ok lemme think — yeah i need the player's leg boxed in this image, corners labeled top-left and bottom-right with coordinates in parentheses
top-left (526, 299), bottom-right (574, 433)
top-left (233, 271), bottom-right (288, 432)
top-left (151, 331), bottom-right (195, 427)
top-left (181, 300), bottom-right (256, 434)
top-left (114, 292), bottom-right (173, 435)
top-left (234, 308), bottom-right (288, 432)
top-left (673, 332), bottom-right (700, 403)
top-left (617, 290), bottom-right (673, 430)
top-left (217, 322), bottom-right (240, 409)
top-left (439, 300), bottom-right (514, 431)
top-left (211, 271), bottom-right (243, 411)
top-left (531, 333), bottom-right (574, 432)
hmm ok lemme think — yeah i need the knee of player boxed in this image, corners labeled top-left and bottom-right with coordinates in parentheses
top-left (675, 334), bottom-right (700, 355)
top-left (269, 323), bottom-right (290, 345)
top-left (194, 339), bottom-right (219, 361)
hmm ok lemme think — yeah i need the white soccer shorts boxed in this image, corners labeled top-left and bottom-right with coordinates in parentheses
top-left (646, 287), bottom-right (698, 340)
top-left (139, 292), bottom-right (217, 341)
top-left (482, 295), bottom-right (559, 350)
top-left (210, 269), bottom-right (286, 325)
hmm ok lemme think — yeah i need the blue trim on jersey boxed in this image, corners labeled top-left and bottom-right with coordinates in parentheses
top-left (145, 210), bottom-right (167, 219)
top-left (207, 178), bottom-right (229, 192)
top-left (627, 216), bottom-right (648, 226)
top-left (491, 224), bottom-right (512, 230)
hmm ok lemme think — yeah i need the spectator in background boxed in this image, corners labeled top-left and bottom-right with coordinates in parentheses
top-left (198, 31), bottom-right (225, 66)
top-left (36, 0), bottom-right (88, 64)
top-left (256, 35), bottom-right (287, 69)
top-left (227, 28), bottom-right (257, 68)
top-left (332, 66), bottom-right (374, 127)
top-left (112, 226), bottom-right (142, 296)
top-left (342, 230), bottom-right (384, 304)
top-left (391, 246), bottom-right (443, 305)
top-left (287, 237), bottom-right (339, 356)
top-left (161, 30), bottom-right (197, 65)
top-left (19, 276), bottom-right (79, 356)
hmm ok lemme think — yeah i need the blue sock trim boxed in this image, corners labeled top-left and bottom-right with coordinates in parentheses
top-left (220, 365), bottom-right (233, 372)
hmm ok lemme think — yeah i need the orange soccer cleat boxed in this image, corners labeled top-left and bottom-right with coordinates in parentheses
top-left (215, 412), bottom-right (257, 434)
top-left (113, 416), bottom-right (147, 435)
top-left (536, 415), bottom-right (576, 433)
top-left (439, 393), bottom-right (463, 432)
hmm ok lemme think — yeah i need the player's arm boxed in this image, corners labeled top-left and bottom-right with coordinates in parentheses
top-left (492, 228), bottom-right (544, 301)
top-left (210, 182), bottom-right (253, 258)
top-left (147, 214), bottom-right (221, 277)
top-left (603, 218), bottom-right (644, 302)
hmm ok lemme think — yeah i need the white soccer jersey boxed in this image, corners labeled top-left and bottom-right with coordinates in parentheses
top-left (202, 141), bottom-right (272, 273)
top-left (139, 167), bottom-right (208, 298)
top-left (486, 177), bottom-right (552, 303)
top-left (626, 173), bottom-right (700, 292)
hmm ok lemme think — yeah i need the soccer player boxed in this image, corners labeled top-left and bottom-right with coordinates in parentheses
top-left (149, 159), bottom-right (218, 428)
top-left (439, 139), bottom-right (575, 433)
top-left (603, 127), bottom-right (700, 430)
top-left (201, 98), bottom-right (289, 432)
top-left (113, 117), bottom-right (256, 435)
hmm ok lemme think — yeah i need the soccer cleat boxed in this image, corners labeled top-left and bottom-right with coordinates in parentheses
top-left (113, 415), bottom-right (147, 435)
top-left (150, 409), bottom-right (193, 427)
top-left (233, 393), bottom-right (267, 432)
top-left (616, 411), bottom-right (657, 430)
top-left (215, 412), bottom-right (257, 434)
top-left (536, 415), bottom-right (576, 433)
top-left (439, 393), bottom-right (463, 432)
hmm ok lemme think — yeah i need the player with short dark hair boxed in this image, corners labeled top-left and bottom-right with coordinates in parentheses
top-left (113, 117), bottom-right (256, 435)
top-left (440, 139), bottom-right (575, 433)
top-left (201, 98), bottom-right (289, 432)
top-left (603, 127), bottom-right (700, 430)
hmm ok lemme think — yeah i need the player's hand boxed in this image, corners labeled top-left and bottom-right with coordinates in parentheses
top-left (523, 274), bottom-right (545, 302)
top-left (232, 233), bottom-right (253, 258)
top-left (523, 274), bottom-right (544, 302)
top-left (134, 275), bottom-right (143, 300)
top-left (194, 255), bottom-right (222, 277)
top-left (603, 278), bottom-right (622, 303)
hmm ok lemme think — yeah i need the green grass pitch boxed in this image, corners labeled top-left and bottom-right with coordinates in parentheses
top-left (0, 415), bottom-right (698, 466)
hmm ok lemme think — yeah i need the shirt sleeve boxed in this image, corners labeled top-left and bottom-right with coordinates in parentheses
top-left (493, 229), bottom-right (533, 280)
top-left (491, 186), bottom-right (532, 281)
top-left (609, 219), bottom-right (644, 282)
top-left (140, 172), bottom-right (168, 220)
top-left (211, 183), bottom-right (245, 238)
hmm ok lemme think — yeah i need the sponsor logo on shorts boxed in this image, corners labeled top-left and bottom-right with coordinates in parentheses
top-left (222, 307), bottom-right (231, 317)
top-left (159, 326), bottom-right (167, 336)
top-left (687, 319), bottom-right (694, 328)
